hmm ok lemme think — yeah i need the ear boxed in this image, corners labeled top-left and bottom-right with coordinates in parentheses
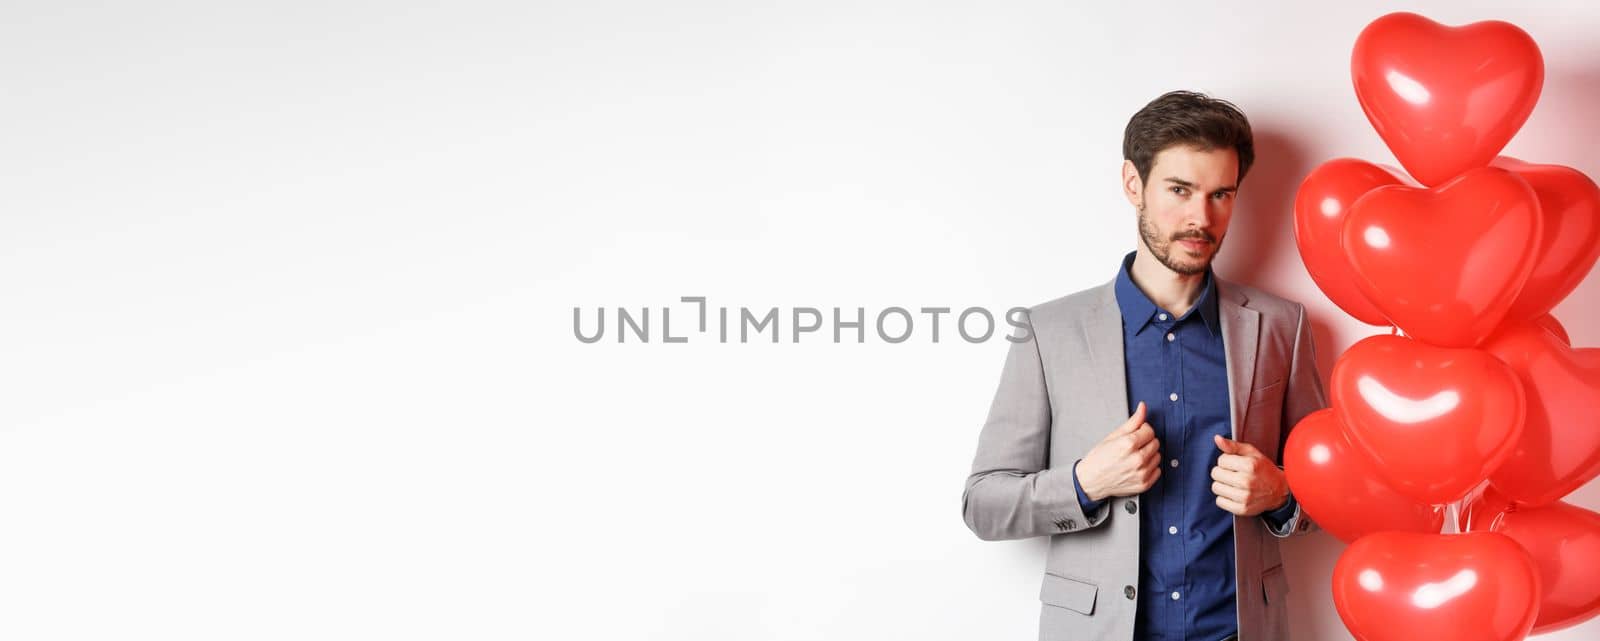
top-left (1122, 159), bottom-right (1143, 208)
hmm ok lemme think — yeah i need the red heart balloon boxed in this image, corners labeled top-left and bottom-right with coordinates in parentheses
top-left (1284, 408), bottom-right (1443, 543)
top-left (1344, 167), bottom-right (1542, 347)
top-left (1492, 157), bottom-right (1600, 322)
top-left (1482, 320), bottom-right (1600, 506)
top-left (1352, 12), bottom-right (1543, 187)
top-left (1535, 313), bottom-right (1571, 346)
top-left (1334, 532), bottom-right (1540, 641)
top-left (1331, 334), bottom-right (1524, 504)
top-left (1479, 502), bottom-right (1600, 634)
top-left (1293, 158), bottom-right (1406, 325)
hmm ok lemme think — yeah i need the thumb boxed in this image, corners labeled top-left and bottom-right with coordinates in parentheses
top-left (1214, 435), bottom-right (1259, 456)
top-left (1122, 401), bottom-right (1148, 433)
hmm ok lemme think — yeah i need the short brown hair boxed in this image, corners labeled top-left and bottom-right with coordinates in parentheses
top-left (1122, 90), bottom-right (1254, 186)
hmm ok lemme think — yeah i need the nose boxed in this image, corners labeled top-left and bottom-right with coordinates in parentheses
top-left (1185, 195), bottom-right (1213, 228)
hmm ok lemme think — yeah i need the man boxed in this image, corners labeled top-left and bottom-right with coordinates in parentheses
top-left (960, 91), bottom-right (1327, 641)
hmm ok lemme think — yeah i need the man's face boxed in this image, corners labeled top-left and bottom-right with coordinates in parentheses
top-left (1123, 144), bottom-right (1240, 275)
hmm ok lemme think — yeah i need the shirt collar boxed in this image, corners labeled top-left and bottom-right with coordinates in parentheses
top-left (1112, 251), bottom-right (1221, 336)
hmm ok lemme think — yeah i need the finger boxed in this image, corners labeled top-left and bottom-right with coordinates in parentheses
top-left (1217, 453), bottom-right (1253, 473)
top-left (1137, 438), bottom-right (1162, 467)
top-left (1213, 434), bottom-right (1237, 454)
top-left (1215, 495), bottom-right (1247, 515)
top-left (1211, 480), bottom-right (1248, 503)
top-left (1139, 465), bottom-right (1162, 489)
top-left (1128, 423), bottom-right (1156, 450)
top-left (1210, 465), bottom-right (1248, 488)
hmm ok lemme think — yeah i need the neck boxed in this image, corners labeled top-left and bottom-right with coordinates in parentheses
top-left (1129, 246), bottom-right (1208, 318)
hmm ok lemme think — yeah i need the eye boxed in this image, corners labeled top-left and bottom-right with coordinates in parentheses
top-left (1212, 191), bottom-right (1230, 201)
top-left (1170, 186), bottom-right (1188, 196)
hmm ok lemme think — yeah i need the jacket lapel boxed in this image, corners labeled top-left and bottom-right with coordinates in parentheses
top-left (1217, 280), bottom-right (1260, 441)
top-left (1084, 281), bottom-right (1129, 422)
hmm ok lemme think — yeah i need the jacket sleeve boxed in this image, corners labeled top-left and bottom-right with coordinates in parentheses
top-left (961, 311), bottom-right (1110, 541)
top-left (1264, 302), bottom-right (1329, 539)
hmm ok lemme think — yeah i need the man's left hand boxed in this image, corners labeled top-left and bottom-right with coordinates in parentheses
top-left (1209, 435), bottom-right (1289, 516)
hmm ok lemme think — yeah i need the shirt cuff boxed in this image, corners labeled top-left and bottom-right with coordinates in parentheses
top-left (1072, 460), bottom-right (1105, 515)
top-left (1262, 491), bottom-right (1298, 529)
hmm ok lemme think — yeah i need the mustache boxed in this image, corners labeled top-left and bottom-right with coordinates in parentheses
top-left (1171, 230), bottom-right (1216, 243)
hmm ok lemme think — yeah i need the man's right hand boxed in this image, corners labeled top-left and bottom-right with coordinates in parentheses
top-left (1074, 401), bottom-right (1162, 501)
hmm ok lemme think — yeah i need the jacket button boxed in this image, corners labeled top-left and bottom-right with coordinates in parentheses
top-left (1125, 501), bottom-right (1138, 514)
top-left (1124, 585), bottom-right (1136, 600)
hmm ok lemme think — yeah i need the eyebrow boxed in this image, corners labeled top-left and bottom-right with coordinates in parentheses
top-left (1163, 177), bottom-right (1237, 194)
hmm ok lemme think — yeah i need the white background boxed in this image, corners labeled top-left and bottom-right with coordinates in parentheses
top-left (4, 1), bottom-right (1600, 639)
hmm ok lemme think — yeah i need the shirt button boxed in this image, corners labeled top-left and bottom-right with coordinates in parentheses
top-left (1169, 459), bottom-right (1179, 468)
top-left (1171, 591), bottom-right (1181, 600)
top-left (1166, 333), bottom-right (1175, 342)
top-left (1158, 313), bottom-right (1168, 321)
top-left (1124, 585), bottom-right (1136, 600)
top-left (1169, 393), bottom-right (1179, 402)
top-left (1124, 501), bottom-right (1137, 514)
top-left (1168, 526), bottom-right (1178, 535)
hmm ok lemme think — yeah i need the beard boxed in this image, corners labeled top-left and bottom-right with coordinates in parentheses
top-left (1138, 200), bottom-right (1221, 275)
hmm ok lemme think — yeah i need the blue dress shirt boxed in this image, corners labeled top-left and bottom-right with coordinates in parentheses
top-left (1072, 252), bottom-right (1295, 641)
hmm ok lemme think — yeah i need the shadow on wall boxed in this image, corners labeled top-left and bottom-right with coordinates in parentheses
top-left (1207, 122), bottom-right (1342, 383)
top-left (1544, 61), bottom-right (1600, 339)
top-left (1528, 63), bottom-right (1600, 180)
top-left (1212, 125), bottom-right (1310, 289)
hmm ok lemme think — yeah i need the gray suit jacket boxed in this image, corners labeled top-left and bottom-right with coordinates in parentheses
top-left (961, 275), bottom-right (1328, 641)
